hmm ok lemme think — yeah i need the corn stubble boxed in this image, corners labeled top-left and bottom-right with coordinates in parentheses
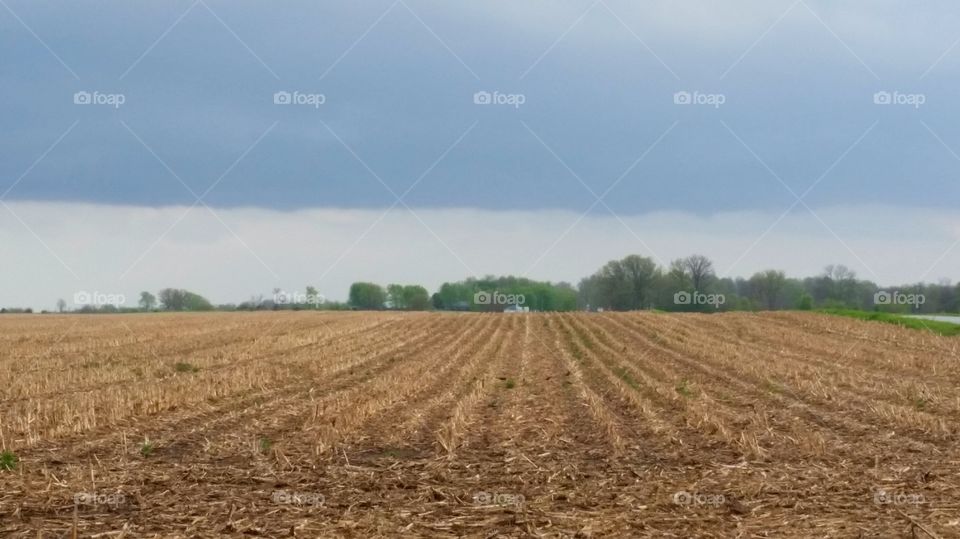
top-left (1, 311), bottom-right (959, 537)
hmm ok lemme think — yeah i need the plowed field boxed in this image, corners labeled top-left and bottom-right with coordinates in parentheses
top-left (1, 312), bottom-right (959, 537)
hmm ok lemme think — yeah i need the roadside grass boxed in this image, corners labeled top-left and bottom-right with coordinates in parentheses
top-left (820, 309), bottom-right (960, 337)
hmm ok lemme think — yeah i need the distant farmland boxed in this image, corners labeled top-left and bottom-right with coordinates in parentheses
top-left (1, 311), bottom-right (958, 537)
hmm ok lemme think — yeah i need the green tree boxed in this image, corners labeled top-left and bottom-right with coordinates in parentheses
top-left (387, 284), bottom-right (406, 310)
top-left (157, 288), bottom-right (213, 311)
top-left (819, 265), bottom-right (858, 307)
top-left (621, 255), bottom-right (660, 309)
top-left (590, 255), bottom-right (660, 310)
top-left (749, 270), bottom-right (787, 310)
top-left (401, 285), bottom-right (431, 311)
top-left (139, 291), bottom-right (157, 311)
top-left (348, 282), bottom-right (386, 310)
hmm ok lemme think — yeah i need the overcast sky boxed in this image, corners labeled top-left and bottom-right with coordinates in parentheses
top-left (2, 1), bottom-right (959, 308)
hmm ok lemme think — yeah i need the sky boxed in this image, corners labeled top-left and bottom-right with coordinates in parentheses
top-left (1, 0), bottom-right (959, 308)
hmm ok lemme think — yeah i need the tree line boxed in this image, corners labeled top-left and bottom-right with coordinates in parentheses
top-left (12, 254), bottom-right (959, 314)
top-left (579, 255), bottom-right (958, 313)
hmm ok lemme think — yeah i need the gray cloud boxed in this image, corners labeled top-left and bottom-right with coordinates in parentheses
top-left (1, 1), bottom-right (958, 213)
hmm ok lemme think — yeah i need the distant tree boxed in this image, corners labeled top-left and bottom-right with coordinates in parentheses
top-left (749, 270), bottom-right (787, 310)
top-left (138, 291), bottom-right (157, 311)
top-left (56, 298), bottom-right (67, 313)
top-left (582, 254), bottom-right (734, 311)
top-left (681, 255), bottom-right (715, 291)
top-left (668, 259), bottom-right (691, 289)
top-left (158, 289), bottom-right (180, 310)
top-left (158, 288), bottom-right (213, 311)
top-left (387, 284), bottom-right (406, 310)
top-left (824, 264), bottom-right (856, 282)
top-left (620, 255), bottom-right (660, 309)
top-left (305, 286), bottom-right (320, 309)
top-left (184, 292), bottom-right (213, 311)
top-left (596, 260), bottom-right (632, 310)
top-left (348, 282), bottom-right (386, 310)
top-left (434, 281), bottom-right (475, 310)
top-left (577, 256), bottom-right (658, 311)
top-left (432, 275), bottom-right (574, 312)
top-left (818, 264), bottom-right (859, 307)
top-left (952, 282), bottom-right (960, 313)
top-left (401, 285), bottom-right (431, 311)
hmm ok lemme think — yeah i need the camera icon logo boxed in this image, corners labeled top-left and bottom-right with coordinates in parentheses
top-left (874, 291), bottom-right (892, 305)
top-left (474, 291), bottom-right (492, 305)
top-left (473, 91), bottom-right (492, 105)
top-left (873, 91), bottom-right (892, 105)
top-left (673, 291), bottom-right (691, 305)
top-left (274, 91), bottom-right (292, 105)
top-left (673, 91), bottom-right (692, 105)
top-left (74, 91), bottom-right (92, 105)
top-left (73, 291), bottom-right (91, 305)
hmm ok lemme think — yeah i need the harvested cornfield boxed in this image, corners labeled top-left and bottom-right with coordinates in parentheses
top-left (1, 311), bottom-right (959, 537)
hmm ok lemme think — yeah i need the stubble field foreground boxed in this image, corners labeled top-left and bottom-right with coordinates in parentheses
top-left (1, 312), bottom-right (959, 538)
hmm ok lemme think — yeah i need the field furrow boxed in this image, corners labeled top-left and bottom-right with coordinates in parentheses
top-left (3, 311), bottom-right (960, 538)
